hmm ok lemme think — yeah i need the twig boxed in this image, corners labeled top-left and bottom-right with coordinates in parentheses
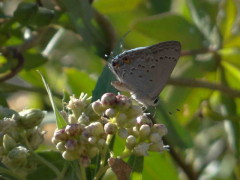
top-left (93, 9), bottom-right (117, 57)
top-left (0, 48), bottom-right (24, 83)
top-left (181, 48), bottom-right (215, 56)
top-left (166, 140), bottom-right (199, 180)
top-left (168, 77), bottom-right (240, 98)
top-left (1, 82), bottom-right (62, 99)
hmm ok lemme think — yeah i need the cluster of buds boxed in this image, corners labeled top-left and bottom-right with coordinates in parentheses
top-left (52, 93), bottom-right (169, 165)
top-left (0, 107), bottom-right (46, 176)
top-left (92, 93), bottom-right (168, 156)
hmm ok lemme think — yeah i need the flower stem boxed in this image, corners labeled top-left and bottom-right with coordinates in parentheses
top-left (79, 161), bottom-right (87, 180)
top-left (0, 167), bottom-right (25, 180)
top-left (94, 134), bottom-right (113, 179)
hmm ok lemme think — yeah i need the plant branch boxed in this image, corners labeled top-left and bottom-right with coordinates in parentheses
top-left (93, 9), bottom-right (117, 57)
top-left (0, 48), bottom-right (24, 83)
top-left (164, 138), bottom-right (198, 180)
top-left (168, 77), bottom-right (240, 98)
top-left (1, 82), bottom-right (62, 99)
top-left (181, 48), bottom-right (215, 56)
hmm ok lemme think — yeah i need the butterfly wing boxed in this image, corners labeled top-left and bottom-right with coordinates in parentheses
top-left (110, 41), bottom-right (181, 105)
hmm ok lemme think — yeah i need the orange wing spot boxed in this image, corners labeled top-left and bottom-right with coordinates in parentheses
top-left (123, 57), bottom-right (131, 64)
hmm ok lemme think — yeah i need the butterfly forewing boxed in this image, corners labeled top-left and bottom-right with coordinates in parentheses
top-left (110, 41), bottom-right (181, 105)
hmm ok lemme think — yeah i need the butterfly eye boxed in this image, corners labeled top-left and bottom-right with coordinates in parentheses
top-left (112, 61), bottom-right (117, 66)
top-left (153, 98), bottom-right (159, 105)
top-left (123, 57), bottom-right (131, 64)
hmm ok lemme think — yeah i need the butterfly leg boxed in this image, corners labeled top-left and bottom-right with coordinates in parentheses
top-left (111, 81), bottom-right (132, 92)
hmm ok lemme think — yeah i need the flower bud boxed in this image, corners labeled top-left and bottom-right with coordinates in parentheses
top-left (68, 114), bottom-right (77, 124)
top-left (101, 93), bottom-right (117, 107)
top-left (65, 124), bottom-right (81, 136)
top-left (116, 95), bottom-right (132, 110)
top-left (8, 146), bottom-right (29, 165)
top-left (133, 143), bottom-right (150, 156)
top-left (67, 94), bottom-right (89, 117)
top-left (80, 156), bottom-right (91, 167)
top-left (28, 129), bottom-right (45, 150)
top-left (56, 142), bottom-right (66, 151)
top-left (51, 137), bottom-right (59, 144)
top-left (104, 122), bottom-right (117, 134)
top-left (137, 115), bottom-right (152, 126)
top-left (152, 124), bottom-right (168, 136)
top-left (115, 113), bottom-right (127, 127)
top-left (105, 108), bottom-right (116, 118)
top-left (124, 118), bottom-right (137, 128)
top-left (97, 139), bottom-right (106, 147)
top-left (65, 139), bottom-right (78, 151)
top-left (139, 125), bottom-right (151, 139)
top-left (0, 106), bottom-right (18, 119)
top-left (53, 129), bottom-right (68, 141)
top-left (17, 109), bottom-right (45, 129)
top-left (91, 101), bottom-right (105, 115)
top-left (86, 122), bottom-right (104, 136)
top-left (149, 133), bottom-right (161, 143)
top-left (126, 135), bottom-right (137, 149)
top-left (118, 128), bottom-right (128, 139)
top-left (88, 137), bottom-right (97, 145)
top-left (78, 113), bottom-right (90, 125)
top-left (62, 150), bottom-right (78, 161)
top-left (3, 134), bottom-right (17, 152)
top-left (127, 105), bottom-right (142, 118)
top-left (89, 147), bottom-right (99, 158)
top-left (149, 141), bottom-right (168, 152)
top-left (132, 127), bottom-right (139, 137)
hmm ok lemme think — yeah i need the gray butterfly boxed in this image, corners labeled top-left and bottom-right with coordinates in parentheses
top-left (109, 41), bottom-right (181, 107)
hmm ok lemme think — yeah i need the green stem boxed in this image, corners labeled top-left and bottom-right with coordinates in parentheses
top-left (59, 162), bottom-right (69, 180)
top-left (94, 165), bottom-right (109, 180)
top-left (94, 135), bottom-right (113, 179)
top-left (0, 167), bottom-right (25, 180)
top-left (79, 160), bottom-right (87, 180)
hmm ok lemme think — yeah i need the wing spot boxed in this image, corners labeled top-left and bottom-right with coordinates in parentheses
top-left (130, 72), bottom-right (133, 75)
top-left (155, 59), bottom-right (158, 62)
top-left (151, 65), bottom-right (155, 68)
top-left (138, 75), bottom-right (142, 78)
top-left (160, 57), bottom-right (163, 60)
top-left (146, 70), bottom-right (149, 72)
top-left (149, 79), bottom-right (153, 82)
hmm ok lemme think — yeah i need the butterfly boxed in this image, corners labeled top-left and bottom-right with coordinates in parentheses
top-left (109, 41), bottom-right (181, 107)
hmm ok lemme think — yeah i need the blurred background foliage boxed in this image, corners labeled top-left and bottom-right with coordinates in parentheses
top-left (0, 0), bottom-right (240, 179)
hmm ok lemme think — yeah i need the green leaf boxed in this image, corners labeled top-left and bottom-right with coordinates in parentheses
top-left (155, 105), bottom-right (193, 149)
top-left (27, 151), bottom-right (65, 180)
top-left (64, 68), bottom-right (96, 96)
top-left (93, 0), bottom-right (142, 14)
top-left (132, 13), bottom-right (207, 49)
top-left (23, 50), bottom-right (48, 70)
top-left (92, 33), bottom-right (128, 101)
top-left (143, 152), bottom-right (178, 180)
top-left (39, 71), bottom-right (67, 129)
top-left (13, 2), bottom-right (38, 25)
top-left (217, 0), bottom-right (237, 43)
top-left (128, 155), bottom-right (144, 179)
top-left (58, 0), bottom-right (103, 47)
